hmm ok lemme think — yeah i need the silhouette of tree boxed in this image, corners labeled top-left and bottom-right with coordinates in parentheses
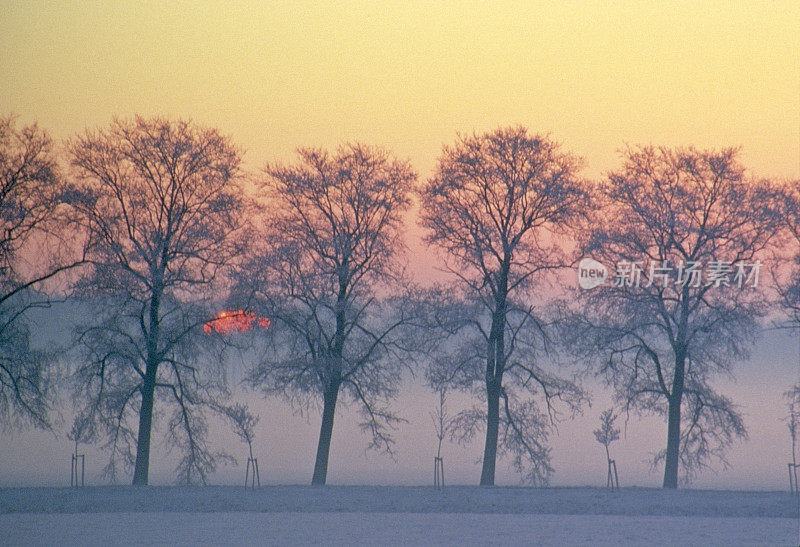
top-left (217, 402), bottom-right (259, 462)
top-left (787, 385), bottom-right (800, 471)
top-left (67, 116), bottom-right (245, 485)
top-left (241, 144), bottom-right (419, 485)
top-left (777, 182), bottom-right (800, 476)
top-left (594, 408), bottom-right (620, 463)
top-left (562, 146), bottom-right (781, 488)
top-left (431, 385), bottom-right (451, 462)
top-left (0, 115), bottom-right (83, 430)
top-left (419, 127), bottom-right (588, 485)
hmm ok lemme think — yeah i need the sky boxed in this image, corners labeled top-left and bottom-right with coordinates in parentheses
top-left (1, 1), bottom-right (799, 489)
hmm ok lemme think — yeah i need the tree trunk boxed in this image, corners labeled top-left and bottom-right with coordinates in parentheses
top-left (662, 394), bottom-right (682, 488)
top-left (311, 381), bottom-right (340, 485)
top-left (480, 283), bottom-right (507, 487)
top-left (132, 290), bottom-right (162, 486)
top-left (662, 356), bottom-right (685, 489)
top-left (132, 365), bottom-right (157, 486)
top-left (479, 378), bottom-right (501, 486)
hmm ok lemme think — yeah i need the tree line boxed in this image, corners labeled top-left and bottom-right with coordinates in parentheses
top-left (1, 114), bottom-right (798, 489)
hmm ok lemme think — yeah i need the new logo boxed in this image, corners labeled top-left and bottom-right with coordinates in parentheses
top-left (577, 257), bottom-right (608, 289)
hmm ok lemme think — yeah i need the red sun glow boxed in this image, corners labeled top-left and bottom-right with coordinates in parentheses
top-left (203, 310), bottom-right (270, 334)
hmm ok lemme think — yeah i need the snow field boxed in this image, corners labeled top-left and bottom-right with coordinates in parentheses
top-left (1, 512), bottom-right (797, 546)
top-left (0, 486), bottom-right (797, 545)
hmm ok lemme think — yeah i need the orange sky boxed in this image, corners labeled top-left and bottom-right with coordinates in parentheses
top-left (2, 1), bottom-right (800, 488)
top-left (2, 1), bottom-right (798, 182)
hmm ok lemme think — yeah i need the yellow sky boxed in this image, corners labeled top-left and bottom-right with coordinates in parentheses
top-left (2, 1), bottom-right (798, 181)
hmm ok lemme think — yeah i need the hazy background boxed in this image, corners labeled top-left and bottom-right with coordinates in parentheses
top-left (1, 1), bottom-right (799, 489)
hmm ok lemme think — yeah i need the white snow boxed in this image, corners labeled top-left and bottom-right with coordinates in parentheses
top-left (0, 486), bottom-right (797, 546)
top-left (1, 512), bottom-right (796, 546)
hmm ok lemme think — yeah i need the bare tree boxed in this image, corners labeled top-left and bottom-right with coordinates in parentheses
top-left (594, 408), bottom-right (621, 489)
top-left (419, 127), bottom-right (588, 485)
top-left (0, 115), bottom-right (83, 430)
top-left (67, 116), bottom-right (245, 485)
top-left (429, 380), bottom-right (453, 488)
top-left (593, 409), bottom-right (620, 464)
top-left (218, 402), bottom-right (259, 463)
top-left (562, 146), bottom-right (781, 488)
top-left (774, 181), bottom-right (800, 488)
top-left (787, 386), bottom-right (800, 469)
top-left (67, 406), bottom-right (98, 452)
top-left (67, 409), bottom-right (96, 486)
top-left (216, 401), bottom-right (261, 486)
top-left (241, 144), bottom-right (418, 485)
top-left (431, 385), bottom-right (451, 464)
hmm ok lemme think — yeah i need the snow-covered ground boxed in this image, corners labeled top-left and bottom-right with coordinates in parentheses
top-left (2, 512), bottom-right (796, 546)
top-left (0, 486), bottom-right (797, 546)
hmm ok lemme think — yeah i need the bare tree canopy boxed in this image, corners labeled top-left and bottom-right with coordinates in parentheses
top-left (216, 402), bottom-right (259, 461)
top-left (776, 180), bottom-right (800, 466)
top-left (241, 143), bottom-right (418, 485)
top-left (562, 146), bottom-right (782, 488)
top-left (594, 409), bottom-right (620, 461)
top-left (0, 115), bottom-right (81, 430)
top-left (419, 127), bottom-right (589, 485)
top-left (774, 181), bottom-right (800, 322)
top-left (430, 384), bottom-right (451, 461)
top-left (67, 116), bottom-right (245, 485)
